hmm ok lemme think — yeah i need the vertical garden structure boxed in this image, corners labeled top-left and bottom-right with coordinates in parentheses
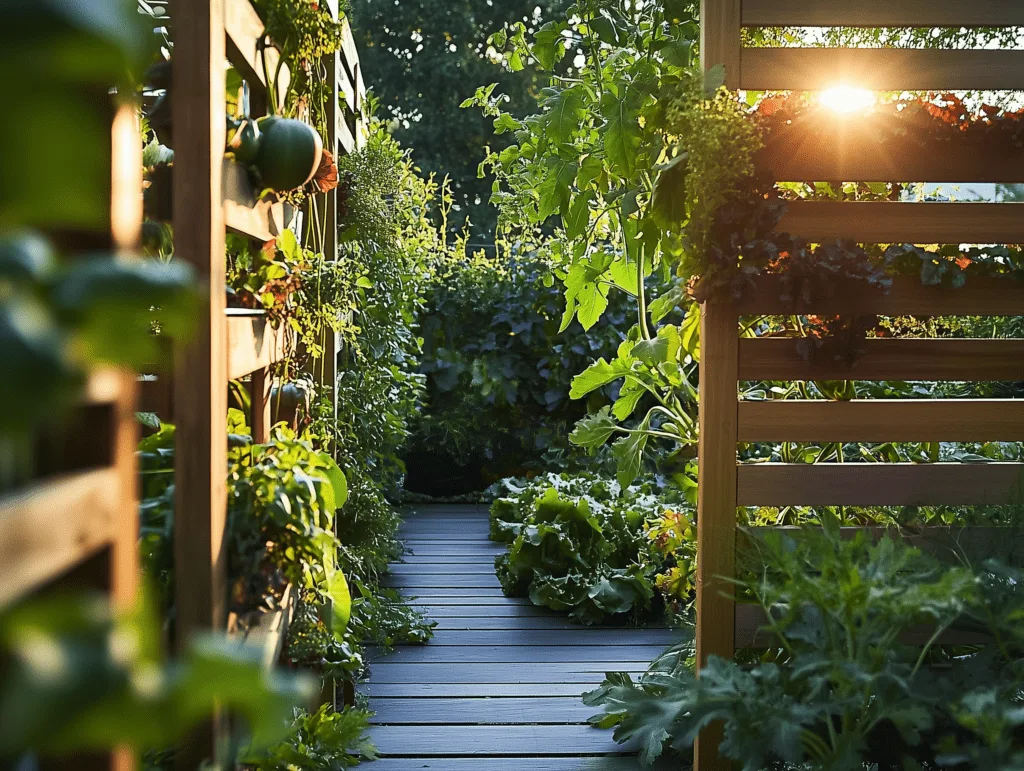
top-left (169, 0), bottom-right (366, 760)
top-left (696, 1), bottom-right (1024, 769)
top-left (0, 98), bottom-right (143, 771)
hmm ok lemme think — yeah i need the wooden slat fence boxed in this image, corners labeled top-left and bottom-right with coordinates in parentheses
top-left (696, 1), bottom-right (1024, 768)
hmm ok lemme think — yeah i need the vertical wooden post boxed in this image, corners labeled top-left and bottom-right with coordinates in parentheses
top-left (173, 0), bottom-right (227, 765)
top-left (695, 6), bottom-right (741, 768)
top-left (700, 0), bottom-right (741, 89)
top-left (111, 99), bottom-right (144, 771)
top-left (110, 104), bottom-right (143, 613)
top-left (694, 293), bottom-right (739, 771)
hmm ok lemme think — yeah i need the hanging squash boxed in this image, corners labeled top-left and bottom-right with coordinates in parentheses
top-left (254, 118), bottom-right (324, 193)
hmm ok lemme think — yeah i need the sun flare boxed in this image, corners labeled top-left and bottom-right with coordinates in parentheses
top-left (818, 86), bottom-right (876, 114)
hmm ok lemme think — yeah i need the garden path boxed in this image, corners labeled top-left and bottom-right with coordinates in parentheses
top-left (364, 504), bottom-right (677, 770)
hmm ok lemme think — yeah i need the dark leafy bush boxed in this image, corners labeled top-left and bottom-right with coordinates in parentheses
top-left (586, 517), bottom-right (1024, 769)
top-left (408, 248), bottom-right (635, 492)
top-left (490, 472), bottom-right (694, 624)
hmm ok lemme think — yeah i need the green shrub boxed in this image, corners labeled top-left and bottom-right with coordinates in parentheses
top-left (585, 517), bottom-right (1024, 769)
top-left (241, 704), bottom-right (376, 770)
top-left (490, 472), bottom-right (693, 624)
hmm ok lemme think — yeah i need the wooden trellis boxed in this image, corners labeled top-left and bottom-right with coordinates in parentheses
top-left (171, 0), bottom-right (366, 762)
top-left (0, 106), bottom-right (142, 771)
top-left (696, 2), bottom-right (1024, 769)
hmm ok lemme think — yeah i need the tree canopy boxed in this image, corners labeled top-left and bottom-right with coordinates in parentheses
top-left (350, 0), bottom-right (569, 241)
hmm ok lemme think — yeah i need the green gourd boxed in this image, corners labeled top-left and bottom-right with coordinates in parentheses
top-left (254, 118), bottom-right (323, 192)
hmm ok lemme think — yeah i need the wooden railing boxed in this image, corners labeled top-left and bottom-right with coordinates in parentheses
top-left (696, 1), bottom-right (1024, 768)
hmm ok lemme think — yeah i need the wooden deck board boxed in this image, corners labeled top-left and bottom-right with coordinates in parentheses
top-left (368, 504), bottom-right (668, 764)
top-left (365, 756), bottom-right (667, 770)
top-left (367, 724), bottom-right (638, 756)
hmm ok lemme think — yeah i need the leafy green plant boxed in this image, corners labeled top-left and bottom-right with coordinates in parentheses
top-left (410, 246), bottom-right (642, 488)
top-left (227, 422), bottom-right (351, 639)
top-left (226, 229), bottom-right (306, 326)
top-left (490, 472), bottom-right (692, 623)
top-left (240, 704), bottom-right (376, 770)
top-left (0, 591), bottom-right (314, 762)
top-left (586, 519), bottom-right (1024, 769)
top-left (252, 0), bottom-right (350, 133)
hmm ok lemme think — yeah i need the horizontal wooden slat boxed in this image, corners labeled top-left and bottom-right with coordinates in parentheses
top-left (741, 0), bottom-right (1024, 27)
top-left (777, 201), bottom-right (1024, 245)
top-left (223, 159), bottom-right (285, 242)
top-left (737, 462), bottom-right (1024, 506)
top-left (226, 310), bottom-right (292, 380)
top-left (340, 20), bottom-right (360, 82)
top-left (739, 338), bottom-right (1024, 382)
top-left (0, 469), bottom-right (119, 607)
top-left (738, 399), bottom-right (1024, 442)
top-left (735, 604), bottom-right (992, 648)
top-left (757, 113), bottom-right (1024, 184)
top-left (735, 275), bottom-right (1024, 316)
top-left (742, 47), bottom-right (1024, 93)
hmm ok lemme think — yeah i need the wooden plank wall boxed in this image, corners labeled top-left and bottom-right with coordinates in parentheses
top-left (695, 2), bottom-right (1024, 769)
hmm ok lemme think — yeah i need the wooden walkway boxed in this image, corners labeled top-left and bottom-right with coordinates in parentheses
top-left (364, 504), bottom-right (677, 770)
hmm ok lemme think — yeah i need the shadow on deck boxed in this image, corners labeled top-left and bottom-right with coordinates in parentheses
top-left (363, 504), bottom-right (679, 770)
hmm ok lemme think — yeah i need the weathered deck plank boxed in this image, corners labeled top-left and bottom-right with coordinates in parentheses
top-left (368, 504), bottom-right (671, 766)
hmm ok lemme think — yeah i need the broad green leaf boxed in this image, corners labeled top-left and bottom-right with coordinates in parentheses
top-left (532, 20), bottom-right (568, 70)
top-left (563, 191), bottom-right (594, 241)
top-left (704, 63), bottom-right (726, 94)
top-left (634, 326), bottom-right (680, 367)
top-left (632, 336), bottom-right (669, 366)
top-left (277, 229), bottom-right (300, 260)
top-left (493, 113), bottom-right (521, 134)
top-left (576, 154), bottom-right (604, 190)
top-left (538, 157), bottom-right (577, 219)
top-left (569, 406), bottom-right (618, 450)
top-left (570, 357), bottom-right (631, 400)
top-left (680, 301), bottom-right (700, 361)
top-left (601, 90), bottom-right (643, 180)
top-left (648, 285), bottom-right (685, 324)
top-left (589, 15), bottom-right (621, 45)
top-left (317, 452), bottom-right (349, 509)
top-left (611, 415), bottom-right (650, 487)
top-left (608, 257), bottom-right (638, 295)
top-left (323, 570), bottom-right (352, 640)
top-left (543, 87), bottom-right (585, 144)
top-left (612, 379), bottom-right (645, 421)
top-left (575, 281), bottom-right (609, 330)
top-left (661, 38), bottom-right (693, 69)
